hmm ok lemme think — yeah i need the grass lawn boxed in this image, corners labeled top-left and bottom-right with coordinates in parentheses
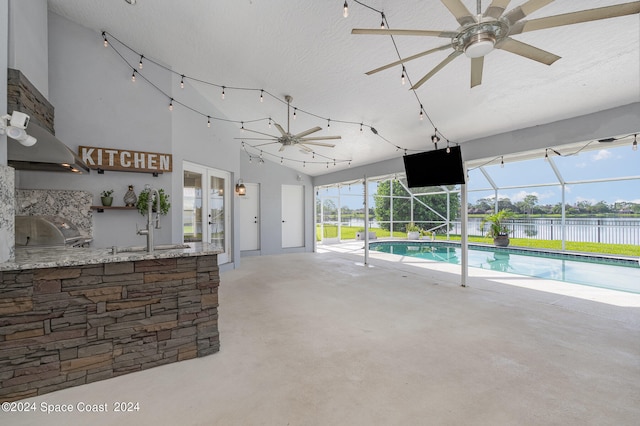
top-left (316, 225), bottom-right (638, 257)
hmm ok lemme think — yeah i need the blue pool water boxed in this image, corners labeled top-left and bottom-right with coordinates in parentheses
top-left (370, 241), bottom-right (640, 294)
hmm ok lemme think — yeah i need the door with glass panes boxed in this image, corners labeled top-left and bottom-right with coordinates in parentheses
top-left (183, 162), bottom-right (230, 264)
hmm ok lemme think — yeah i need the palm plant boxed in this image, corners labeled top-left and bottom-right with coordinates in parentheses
top-left (480, 210), bottom-right (514, 238)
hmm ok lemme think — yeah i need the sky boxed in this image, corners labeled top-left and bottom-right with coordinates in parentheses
top-left (318, 143), bottom-right (639, 209)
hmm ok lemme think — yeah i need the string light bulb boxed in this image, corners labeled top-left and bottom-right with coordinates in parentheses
top-left (419, 105), bottom-right (424, 121)
top-left (303, 161), bottom-right (306, 168)
top-left (446, 141), bottom-right (451, 153)
top-left (102, 32), bottom-right (108, 47)
top-left (180, 75), bottom-right (185, 89)
top-left (544, 149), bottom-right (549, 161)
top-left (327, 119), bottom-right (331, 128)
top-left (221, 86), bottom-right (225, 99)
top-left (207, 116), bottom-right (211, 128)
top-left (360, 123), bottom-right (363, 132)
top-left (241, 122), bottom-right (245, 132)
top-left (633, 134), bottom-right (638, 151)
top-left (293, 108), bottom-right (297, 120)
top-left (401, 66), bottom-right (406, 85)
top-left (131, 69), bottom-right (136, 82)
top-left (380, 12), bottom-right (385, 29)
top-left (168, 98), bottom-right (174, 111)
top-left (260, 90), bottom-right (264, 102)
top-left (501, 156), bottom-right (504, 168)
top-left (268, 118), bottom-right (272, 128)
top-left (343, 1), bottom-right (349, 18)
top-left (138, 55), bottom-right (144, 70)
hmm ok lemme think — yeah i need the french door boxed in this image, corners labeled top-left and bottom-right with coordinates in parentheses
top-left (183, 161), bottom-right (230, 264)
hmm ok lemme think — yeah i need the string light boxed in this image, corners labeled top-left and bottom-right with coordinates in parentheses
top-left (343, 1), bottom-right (349, 18)
top-left (633, 134), bottom-right (638, 151)
top-left (303, 161), bottom-right (306, 168)
top-left (327, 118), bottom-right (331, 128)
top-left (138, 55), bottom-right (144, 69)
top-left (102, 32), bottom-right (108, 47)
top-left (446, 140), bottom-right (451, 153)
top-left (419, 105), bottom-right (424, 121)
top-left (501, 156), bottom-right (504, 168)
top-left (207, 116), bottom-right (211, 128)
top-left (241, 121), bottom-right (245, 132)
top-left (360, 123), bottom-right (363, 132)
top-left (131, 69), bottom-right (136, 82)
top-left (380, 12), bottom-right (385, 29)
top-left (293, 108), bottom-right (297, 120)
top-left (431, 132), bottom-right (440, 149)
top-left (280, 157), bottom-right (284, 164)
top-left (544, 149), bottom-right (549, 161)
top-left (180, 75), bottom-right (185, 89)
top-left (221, 86), bottom-right (225, 99)
top-left (268, 118), bottom-right (272, 128)
top-left (260, 89), bottom-right (264, 102)
top-left (401, 66), bottom-right (406, 85)
top-left (168, 98), bottom-right (173, 111)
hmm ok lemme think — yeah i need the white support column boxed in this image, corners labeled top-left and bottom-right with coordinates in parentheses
top-left (461, 168), bottom-right (469, 287)
top-left (364, 176), bottom-right (369, 265)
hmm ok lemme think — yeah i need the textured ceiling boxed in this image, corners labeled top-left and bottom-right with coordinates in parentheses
top-left (46, 0), bottom-right (640, 176)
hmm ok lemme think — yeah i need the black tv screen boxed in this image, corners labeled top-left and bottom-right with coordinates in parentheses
top-left (403, 145), bottom-right (465, 187)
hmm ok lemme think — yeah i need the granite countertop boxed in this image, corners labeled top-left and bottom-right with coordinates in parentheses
top-left (0, 243), bottom-right (223, 271)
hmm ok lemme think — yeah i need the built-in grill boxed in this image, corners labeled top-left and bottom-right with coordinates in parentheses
top-left (15, 215), bottom-right (92, 247)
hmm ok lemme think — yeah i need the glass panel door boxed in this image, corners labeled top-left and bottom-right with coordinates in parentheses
top-left (209, 176), bottom-right (225, 248)
top-left (183, 170), bottom-right (203, 242)
top-left (183, 161), bottom-right (230, 264)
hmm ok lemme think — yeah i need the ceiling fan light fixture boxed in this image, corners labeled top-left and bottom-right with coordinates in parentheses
top-left (464, 33), bottom-right (496, 58)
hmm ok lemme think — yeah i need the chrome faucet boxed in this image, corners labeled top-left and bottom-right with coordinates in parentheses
top-left (137, 185), bottom-right (161, 252)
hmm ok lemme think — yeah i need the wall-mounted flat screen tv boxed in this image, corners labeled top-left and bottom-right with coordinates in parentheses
top-left (403, 145), bottom-right (465, 187)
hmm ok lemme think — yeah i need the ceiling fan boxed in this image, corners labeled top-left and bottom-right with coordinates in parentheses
top-left (239, 95), bottom-right (341, 153)
top-left (352, 0), bottom-right (640, 89)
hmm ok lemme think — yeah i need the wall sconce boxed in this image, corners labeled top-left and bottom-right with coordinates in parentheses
top-left (235, 179), bottom-right (246, 196)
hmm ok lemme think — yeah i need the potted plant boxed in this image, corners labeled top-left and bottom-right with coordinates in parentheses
top-left (406, 222), bottom-right (421, 240)
top-left (480, 210), bottom-right (514, 247)
top-left (100, 189), bottom-right (114, 207)
top-left (136, 188), bottom-right (171, 216)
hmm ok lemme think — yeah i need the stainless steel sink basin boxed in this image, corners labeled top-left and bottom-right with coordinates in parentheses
top-left (111, 244), bottom-right (191, 254)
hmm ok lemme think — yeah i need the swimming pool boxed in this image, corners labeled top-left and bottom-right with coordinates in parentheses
top-left (369, 241), bottom-right (640, 294)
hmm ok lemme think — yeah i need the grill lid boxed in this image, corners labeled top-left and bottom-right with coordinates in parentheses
top-left (15, 215), bottom-right (84, 246)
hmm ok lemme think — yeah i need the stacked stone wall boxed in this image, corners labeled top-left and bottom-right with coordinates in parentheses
top-left (0, 255), bottom-right (219, 401)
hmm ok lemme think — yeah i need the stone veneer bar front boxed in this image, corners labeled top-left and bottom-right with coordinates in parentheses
top-left (0, 243), bottom-right (221, 402)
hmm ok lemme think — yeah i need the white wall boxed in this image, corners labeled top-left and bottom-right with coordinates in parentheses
top-left (7, 0), bottom-right (48, 97)
top-left (239, 153), bottom-right (314, 256)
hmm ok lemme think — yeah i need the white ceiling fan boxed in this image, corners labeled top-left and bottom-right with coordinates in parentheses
top-left (352, 0), bottom-right (640, 89)
top-left (239, 95), bottom-right (341, 153)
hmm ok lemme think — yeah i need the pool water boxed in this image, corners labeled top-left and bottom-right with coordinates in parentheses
top-left (370, 241), bottom-right (640, 294)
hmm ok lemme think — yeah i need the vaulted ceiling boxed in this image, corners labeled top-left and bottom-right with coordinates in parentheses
top-left (47, 0), bottom-right (640, 176)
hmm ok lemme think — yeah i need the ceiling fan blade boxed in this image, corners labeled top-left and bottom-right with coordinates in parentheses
top-left (279, 144), bottom-right (286, 152)
top-left (274, 123), bottom-right (287, 136)
top-left (294, 126), bottom-right (322, 138)
top-left (298, 144), bottom-right (313, 152)
top-left (470, 57), bottom-right (484, 88)
top-left (483, 0), bottom-right (512, 19)
top-left (411, 51), bottom-right (462, 90)
top-left (300, 135), bottom-right (342, 141)
top-left (510, 3), bottom-right (640, 35)
top-left (441, 0), bottom-right (476, 26)
top-left (234, 137), bottom-right (275, 140)
top-left (243, 128), bottom-right (278, 138)
top-left (365, 44), bottom-right (452, 76)
top-left (503, 0), bottom-right (554, 25)
top-left (254, 142), bottom-right (279, 147)
top-left (351, 28), bottom-right (457, 38)
top-left (301, 142), bottom-right (336, 148)
top-left (497, 37), bottom-right (560, 65)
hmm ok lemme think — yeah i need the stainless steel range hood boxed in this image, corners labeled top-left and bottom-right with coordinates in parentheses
top-left (7, 121), bottom-right (90, 173)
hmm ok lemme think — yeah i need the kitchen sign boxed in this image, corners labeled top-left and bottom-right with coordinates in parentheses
top-left (78, 146), bottom-right (172, 173)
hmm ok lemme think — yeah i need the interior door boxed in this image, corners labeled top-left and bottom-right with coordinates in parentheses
top-left (282, 184), bottom-right (304, 248)
top-left (240, 182), bottom-right (260, 251)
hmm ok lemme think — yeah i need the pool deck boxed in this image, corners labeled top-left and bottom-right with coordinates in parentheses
top-left (317, 240), bottom-right (640, 319)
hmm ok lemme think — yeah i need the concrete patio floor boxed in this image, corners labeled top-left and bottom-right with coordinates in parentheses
top-left (4, 243), bottom-right (640, 425)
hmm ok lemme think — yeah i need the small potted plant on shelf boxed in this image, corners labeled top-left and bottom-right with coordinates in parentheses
top-left (100, 189), bottom-right (114, 207)
top-left (480, 210), bottom-right (514, 247)
top-left (136, 188), bottom-right (171, 216)
top-left (406, 222), bottom-right (421, 240)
